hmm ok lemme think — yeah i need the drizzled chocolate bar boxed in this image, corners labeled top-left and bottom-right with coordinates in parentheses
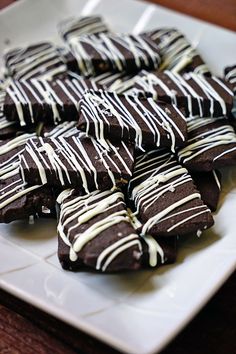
top-left (132, 70), bottom-right (234, 117)
top-left (20, 134), bottom-right (135, 192)
top-left (66, 33), bottom-right (161, 76)
top-left (78, 90), bottom-right (187, 151)
top-left (4, 42), bottom-right (67, 80)
top-left (4, 77), bottom-right (101, 126)
top-left (128, 149), bottom-right (214, 237)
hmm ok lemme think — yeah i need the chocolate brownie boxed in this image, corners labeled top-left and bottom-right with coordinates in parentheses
top-left (128, 148), bottom-right (214, 237)
top-left (132, 70), bottom-right (234, 117)
top-left (66, 33), bottom-right (161, 76)
top-left (58, 16), bottom-right (109, 43)
top-left (20, 134), bottom-right (135, 192)
top-left (191, 170), bottom-right (221, 212)
top-left (4, 78), bottom-right (101, 126)
top-left (143, 28), bottom-right (211, 75)
top-left (57, 189), bottom-right (142, 272)
top-left (177, 118), bottom-right (236, 171)
top-left (78, 90), bottom-right (187, 151)
top-left (0, 167), bottom-right (55, 223)
top-left (4, 42), bottom-right (67, 81)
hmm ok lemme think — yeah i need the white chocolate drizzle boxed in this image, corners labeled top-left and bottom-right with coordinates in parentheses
top-left (141, 234), bottom-right (164, 267)
top-left (43, 121), bottom-right (78, 138)
top-left (0, 132), bottom-right (36, 177)
top-left (225, 65), bottom-right (236, 93)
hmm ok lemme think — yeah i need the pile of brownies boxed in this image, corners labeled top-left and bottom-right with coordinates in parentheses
top-left (0, 16), bottom-right (236, 272)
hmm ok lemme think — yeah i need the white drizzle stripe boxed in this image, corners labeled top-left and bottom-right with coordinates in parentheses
top-left (100, 240), bottom-right (141, 272)
top-left (96, 234), bottom-right (140, 270)
top-left (156, 205), bottom-right (207, 223)
top-left (213, 146), bottom-right (236, 161)
top-left (141, 193), bottom-right (201, 235)
top-left (59, 15), bottom-right (108, 43)
top-left (43, 121), bottom-right (77, 138)
top-left (141, 234), bottom-right (164, 266)
top-left (0, 166), bottom-right (42, 210)
top-left (225, 66), bottom-right (236, 93)
top-left (0, 133), bottom-right (36, 155)
top-left (0, 162), bottom-right (20, 178)
top-left (0, 184), bottom-right (40, 209)
top-left (167, 209), bottom-right (211, 232)
top-left (212, 170), bottom-right (221, 190)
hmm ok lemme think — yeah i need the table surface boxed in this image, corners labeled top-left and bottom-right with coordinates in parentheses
top-left (0, 0), bottom-right (236, 353)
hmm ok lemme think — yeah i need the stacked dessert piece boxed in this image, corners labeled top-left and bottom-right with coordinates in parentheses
top-left (0, 15), bottom-right (235, 272)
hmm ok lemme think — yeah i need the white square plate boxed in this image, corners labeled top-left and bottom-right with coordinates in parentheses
top-left (0, 1), bottom-right (236, 354)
